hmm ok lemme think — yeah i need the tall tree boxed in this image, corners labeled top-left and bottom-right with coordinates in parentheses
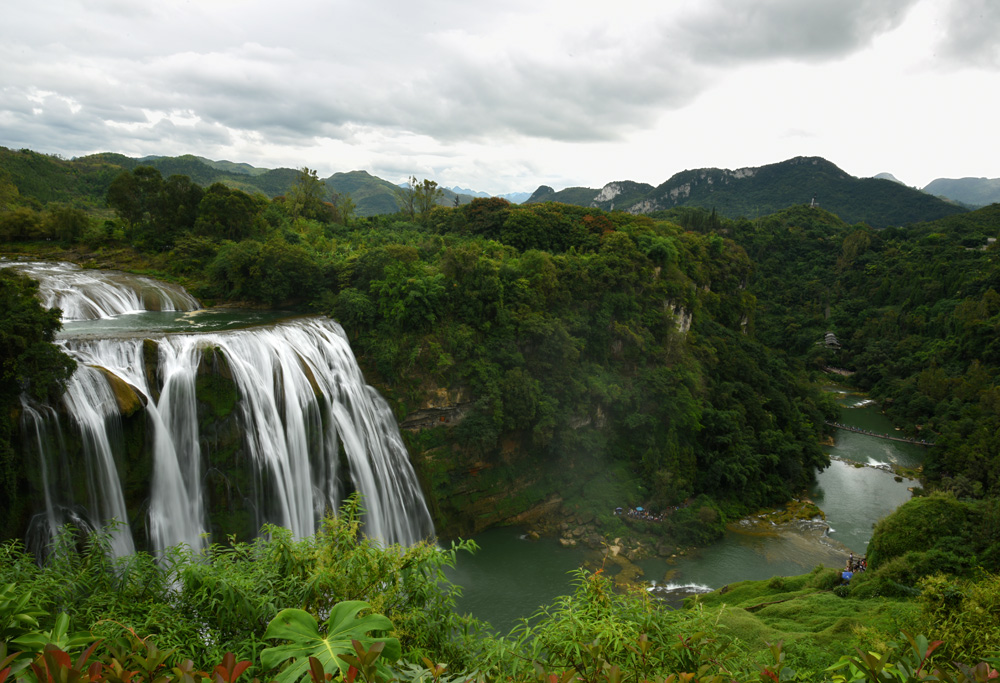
top-left (395, 176), bottom-right (418, 218)
top-left (414, 178), bottom-right (443, 227)
top-left (105, 165), bottom-right (164, 245)
top-left (333, 192), bottom-right (356, 226)
top-left (285, 167), bottom-right (331, 222)
top-left (396, 176), bottom-right (443, 225)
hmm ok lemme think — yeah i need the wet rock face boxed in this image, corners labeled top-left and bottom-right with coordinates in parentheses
top-left (399, 386), bottom-right (473, 431)
top-left (95, 367), bottom-right (146, 416)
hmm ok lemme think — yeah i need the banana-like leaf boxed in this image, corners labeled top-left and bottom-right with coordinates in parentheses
top-left (260, 602), bottom-right (400, 683)
top-left (11, 613), bottom-right (94, 654)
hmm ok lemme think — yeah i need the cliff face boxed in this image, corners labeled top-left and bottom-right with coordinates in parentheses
top-left (398, 385), bottom-right (552, 537)
top-left (397, 382), bottom-right (617, 539)
top-left (399, 386), bottom-right (474, 431)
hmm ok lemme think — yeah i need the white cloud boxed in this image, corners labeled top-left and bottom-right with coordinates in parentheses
top-left (0, 0), bottom-right (997, 194)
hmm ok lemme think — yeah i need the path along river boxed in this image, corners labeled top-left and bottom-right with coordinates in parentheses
top-left (446, 386), bottom-right (925, 633)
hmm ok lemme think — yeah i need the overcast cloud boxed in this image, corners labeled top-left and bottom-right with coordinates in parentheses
top-left (1, 0), bottom-right (997, 193)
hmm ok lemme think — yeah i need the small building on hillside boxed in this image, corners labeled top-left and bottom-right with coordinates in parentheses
top-left (821, 331), bottom-right (841, 349)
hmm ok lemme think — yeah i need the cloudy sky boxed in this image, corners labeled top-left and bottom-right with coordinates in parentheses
top-left (2, 0), bottom-right (998, 194)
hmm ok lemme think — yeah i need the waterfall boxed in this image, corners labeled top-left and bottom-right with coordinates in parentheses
top-left (21, 367), bottom-right (137, 558)
top-left (1, 260), bottom-right (200, 320)
top-left (46, 318), bottom-right (435, 556)
top-left (17, 262), bottom-right (434, 556)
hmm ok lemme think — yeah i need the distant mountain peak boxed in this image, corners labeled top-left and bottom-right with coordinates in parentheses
top-left (444, 186), bottom-right (531, 204)
top-left (873, 172), bottom-right (904, 184)
top-left (527, 186), bottom-right (556, 203)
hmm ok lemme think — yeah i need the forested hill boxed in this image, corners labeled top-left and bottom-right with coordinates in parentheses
top-left (0, 147), bottom-right (473, 216)
top-left (525, 156), bottom-right (966, 228)
top-left (670, 202), bottom-right (1000, 502)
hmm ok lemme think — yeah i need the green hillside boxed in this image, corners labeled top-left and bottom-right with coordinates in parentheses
top-left (527, 156), bottom-right (966, 229)
top-left (0, 147), bottom-right (470, 216)
top-left (923, 176), bottom-right (1000, 208)
top-left (672, 200), bottom-right (1000, 501)
top-left (526, 184), bottom-right (603, 206)
top-left (644, 156), bottom-right (965, 227)
top-left (0, 148), bottom-right (124, 208)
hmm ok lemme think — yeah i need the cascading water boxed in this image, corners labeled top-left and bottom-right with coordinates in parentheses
top-left (17, 262), bottom-right (434, 557)
top-left (1, 259), bottom-right (200, 320)
top-left (21, 366), bottom-right (137, 558)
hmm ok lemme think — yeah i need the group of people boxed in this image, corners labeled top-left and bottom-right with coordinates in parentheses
top-left (614, 507), bottom-right (666, 522)
top-left (613, 501), bottom-right (691, 522)
top-left (841, 552), bottom-right (868, 581)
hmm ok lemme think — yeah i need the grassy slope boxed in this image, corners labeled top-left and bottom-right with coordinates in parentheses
top-left (689, 568), bottom-right (921, 674)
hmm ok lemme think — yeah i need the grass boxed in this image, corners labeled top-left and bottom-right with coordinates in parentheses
top-left (686, 566), bottom-right (923, 675)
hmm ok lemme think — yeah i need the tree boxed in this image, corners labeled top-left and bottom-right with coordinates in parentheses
top-left (0, 171), bottom-right (19, 211)
top-left (395, 177), bottom-right (443, 225)
top-left (285, 167), bottom-right (331, 222)
top-left (333, 192), bottom-right (355, 226)
top-left (106, 166), bottom-right (163, 229)
top-left (43, 204), bottom-right (90, 243)
top-left (0, 268), bottom-right (76, 525)
top-left (414, 178), bottom-right (443, 227)
top-left (0, 269), bottom-right (75, 404)
top-left (157, 174), bottom-right (204, 235)
top-left (196, 183), bottom-right (264, 241)
top-left (0, 207), bottom-right (43, 241)
top-left (395, 176), bottom-right (418, 218)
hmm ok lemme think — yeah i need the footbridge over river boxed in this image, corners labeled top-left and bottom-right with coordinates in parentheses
top-left (826, 421), bottom-right (935, 447)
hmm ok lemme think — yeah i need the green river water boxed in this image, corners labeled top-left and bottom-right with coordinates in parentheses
top-left (446, 386), bottom-right (924, 633)
top-left (59, 309), bottom-right (300, 337)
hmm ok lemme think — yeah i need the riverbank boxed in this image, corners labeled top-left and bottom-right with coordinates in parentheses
top-left (535, 496), bottom-right (835, 595)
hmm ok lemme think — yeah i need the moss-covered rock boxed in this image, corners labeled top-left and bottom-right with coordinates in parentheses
top-left (195, 345), bottom-right (239, 422)
top-left (94, 367), bottom-right (146, 417)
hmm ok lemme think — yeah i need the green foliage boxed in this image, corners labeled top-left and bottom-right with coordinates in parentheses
top-left (7, 156), bottom-right (840, 546)
top-left (916, 573), bottom-right (1000, 664)
top-left (0, 269), bottom-right (75, 405)
top-left (866, 493), bottom-right (983, 571)
top-left (0, 497), bottom-right (483, 672)
top-left (207, 236), bottom-right (321, 306)
top-left (283, 168), bottom-right (333, 223)
top-left (3, 533), bottom-right (1000, 682)
top-left (261, 603), bottom-right (400, 682)
top-left (0, 584), bottom-right (45, 643)
top-left (0, 268), bottom-right (76, 537)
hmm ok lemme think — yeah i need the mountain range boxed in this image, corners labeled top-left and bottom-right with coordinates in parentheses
top-left (923, 177), bottom-right (1000, 208)
top-left (444, 186), bottom-right (532, 204)
top-left (525, 156), bottom-right (971, 228)
top-left (2, 147), bottom-right (997, 226)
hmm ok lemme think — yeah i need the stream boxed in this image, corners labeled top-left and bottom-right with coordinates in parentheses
top-left (447, 386), bottom-right (924, 633)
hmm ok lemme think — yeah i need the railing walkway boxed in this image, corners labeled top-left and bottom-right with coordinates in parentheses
top-left (826, 421), bottom-right (934, 447)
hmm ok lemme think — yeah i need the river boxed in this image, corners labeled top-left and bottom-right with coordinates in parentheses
top-left (447, 385), bottom-right (923, 633)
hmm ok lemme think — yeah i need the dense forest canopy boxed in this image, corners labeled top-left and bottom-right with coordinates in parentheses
top-left (665, 202), bottom-right (1000, 500)
top-left (1, 161), bottom-right (835, 544)
top-left (4, 148), bottom-right (1000, 680)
